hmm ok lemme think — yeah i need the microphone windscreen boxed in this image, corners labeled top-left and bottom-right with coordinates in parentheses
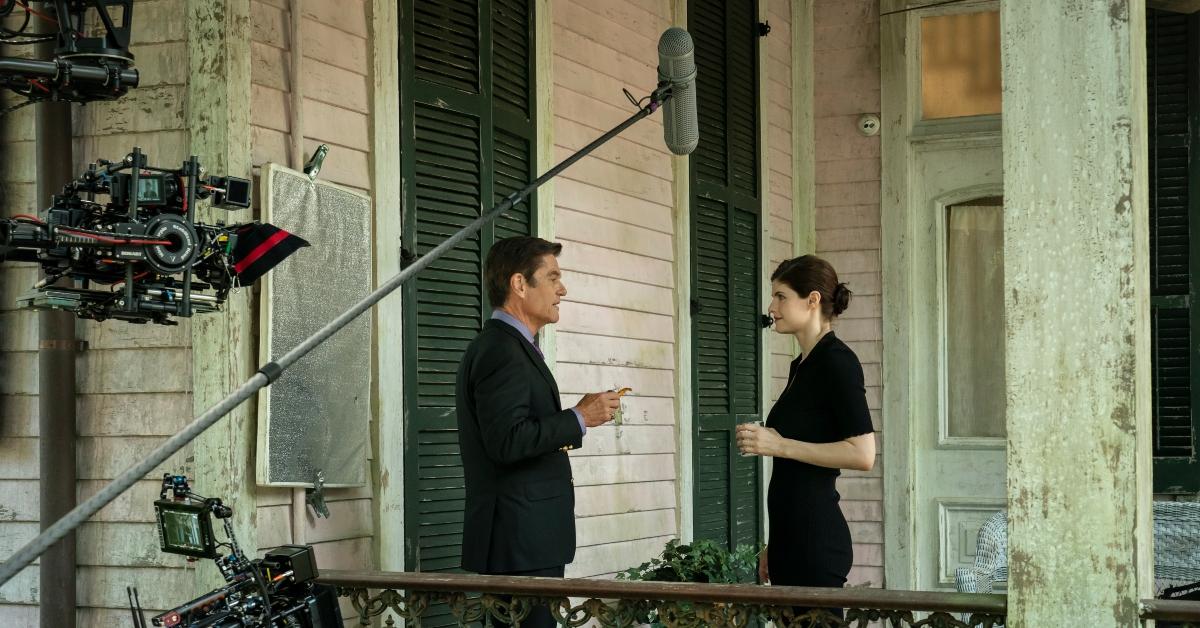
top-left (658, 27), bottom-right (699, 156)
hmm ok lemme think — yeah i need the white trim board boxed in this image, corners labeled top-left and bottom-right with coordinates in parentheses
top-left (671, 0), bottom-right (695, 544)
top-left (368, 0), bottom-right (405, 572)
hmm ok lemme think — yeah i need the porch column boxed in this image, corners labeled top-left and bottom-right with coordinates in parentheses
top-left (1001, 1), bottom-right (1154, 626)
top-left (188, 0), bottom-right (257, 593)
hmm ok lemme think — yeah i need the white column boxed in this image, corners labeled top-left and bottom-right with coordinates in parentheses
top-left (1001, 1), bottom-right (1154, 625)
top-left (188, 0), bottom-right (257, 594)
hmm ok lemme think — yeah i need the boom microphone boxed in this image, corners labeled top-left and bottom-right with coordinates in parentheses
top-left (657, 27), bottom-right (699, 156)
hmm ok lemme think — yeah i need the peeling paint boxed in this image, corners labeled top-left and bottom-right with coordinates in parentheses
top-left (1002, 0), bottom-right (1151, 623)
top-left (1108, 0), bottom-right (1129, 24)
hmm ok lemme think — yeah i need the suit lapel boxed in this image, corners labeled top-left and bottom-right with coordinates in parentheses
top-left (486, 320), bottom-right (562, 411)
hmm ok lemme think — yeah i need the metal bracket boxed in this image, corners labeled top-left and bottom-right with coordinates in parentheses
top-left (305, 469), bottom-right (330, 519)
top-left (304, 144), bottom-right (329, 181)
top-left (758, 21), bottom-right (772, 37)
top-left (400, 246), bottom-right (418, 269)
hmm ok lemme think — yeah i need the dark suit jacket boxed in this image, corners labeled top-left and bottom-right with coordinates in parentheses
top-left (456, 319), bottom-right (584, 574)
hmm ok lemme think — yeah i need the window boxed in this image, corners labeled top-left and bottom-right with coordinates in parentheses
top-left (945, 199), bottom-right (1006, 440)
top-left (919, 10), bottom-right (1001, 120)
top-left (1148, 8), bottom-right (1200, 494)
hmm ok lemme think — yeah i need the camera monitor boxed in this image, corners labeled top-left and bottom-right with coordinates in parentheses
top-left (154, 500), bottom-right (219, 559)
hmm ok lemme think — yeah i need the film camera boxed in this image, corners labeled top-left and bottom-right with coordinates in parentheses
top-left (0, 147), bottom-right (306, 324)
top-left (142, 474), bottom-right (343, 628)
top-left (1, 0), bottom-right (140, 105)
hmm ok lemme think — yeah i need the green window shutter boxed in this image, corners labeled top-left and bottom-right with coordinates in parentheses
top-left (492, 0), bottom-right (536, 242)
top-left (413, 0), bottom-right (480, 93)
top-left (690, 0), bottom-right (763, 554)
top-left (1149, 9), bottom-right (1200, 493)
top-left (730, 206), bottom-right (760, 549)
top-left (400, 0), bottom-right (537, 605)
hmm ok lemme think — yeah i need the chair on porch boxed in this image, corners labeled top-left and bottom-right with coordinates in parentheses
top-left (955, 501), bottom-right (1200, 595)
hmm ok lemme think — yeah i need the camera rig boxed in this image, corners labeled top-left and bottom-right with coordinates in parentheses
top-left (1, 0), bottom-right (139, 106)
top-left (146, 474), bottom-right (342, 628)
top-left (0, 147), bottom-right (307, 325)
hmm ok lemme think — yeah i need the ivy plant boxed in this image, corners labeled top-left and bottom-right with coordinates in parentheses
top-left (616, 538), bottom-right (764, 626)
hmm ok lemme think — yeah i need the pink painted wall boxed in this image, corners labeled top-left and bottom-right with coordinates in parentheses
top-left (814, 0), bottom-right (885, 588)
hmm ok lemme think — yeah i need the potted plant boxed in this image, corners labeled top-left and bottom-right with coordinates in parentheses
top-left (616, 538), bottom-right (762, 627)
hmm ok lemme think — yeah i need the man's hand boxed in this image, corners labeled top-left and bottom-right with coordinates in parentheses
top-left (574, 391), bottom-right (622, 428)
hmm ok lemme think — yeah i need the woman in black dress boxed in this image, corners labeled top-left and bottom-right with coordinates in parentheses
top-left (736, 255), bottom-right (875, 620)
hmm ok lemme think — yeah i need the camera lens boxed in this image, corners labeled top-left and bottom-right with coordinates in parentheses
top-left (143, 214), bottom-right (198, 274)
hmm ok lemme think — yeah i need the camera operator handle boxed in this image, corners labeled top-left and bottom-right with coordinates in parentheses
top-left (0, 57), bottom-right (140, 89)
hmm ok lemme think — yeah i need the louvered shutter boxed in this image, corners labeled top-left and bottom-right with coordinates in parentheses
top-left (400, 0), bottom-right (537, 615)
top-left (690, 0), bottom-right (763, 554)
top-left (1149, 9), bottom-right (1200, 493)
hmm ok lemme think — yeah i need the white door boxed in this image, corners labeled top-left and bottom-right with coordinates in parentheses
top-left (911, 144), bottom-right (1006, 591)
top-left (881, 1), bottom-right (1007, 592)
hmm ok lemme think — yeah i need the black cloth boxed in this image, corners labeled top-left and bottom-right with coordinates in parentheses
top-left (492, 564), bottom-right (566, 628)
top-left (765, 331), bottom-right (873, 589)
top-left (230, 222), bottom-right (309, 286)
top-left (456, 319), bottom-right (584, 574)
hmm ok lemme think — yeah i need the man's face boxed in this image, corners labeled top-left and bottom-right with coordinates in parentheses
top-left (517, 254), bottom-right (567, 327)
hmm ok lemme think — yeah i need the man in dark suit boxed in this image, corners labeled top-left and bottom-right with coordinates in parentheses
top-left (456, 236), bottom-right (621, 628)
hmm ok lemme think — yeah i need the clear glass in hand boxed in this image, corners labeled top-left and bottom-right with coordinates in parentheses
top-left (738, 420), bottom-right (764, 457)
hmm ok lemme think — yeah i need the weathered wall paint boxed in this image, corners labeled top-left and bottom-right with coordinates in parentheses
top-left (813, 0), bottom-right (885, 587)
top-left (1002, 0), bottom-right (1154, 624)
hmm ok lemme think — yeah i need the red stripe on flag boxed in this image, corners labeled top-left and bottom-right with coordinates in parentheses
top-left (234, 229), bottom-right (290, 275)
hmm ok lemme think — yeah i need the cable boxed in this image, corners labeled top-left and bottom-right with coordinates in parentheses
top-left (0, 98), bottom-right (34, 118)
top-left (623, 87), bottom-right (651, 110)
top-left (14, 0), bottom-right (57, 26)
top-left (0, 0), bottom-right (31, 38)
top-left (250, 566), bottom-right (276, 625)
top-left (109, 271), bottom-right (150, 290)
top-left (13, 213), bottom-right (42, 223)
top-left (880, 0), bottom-right (975, 17)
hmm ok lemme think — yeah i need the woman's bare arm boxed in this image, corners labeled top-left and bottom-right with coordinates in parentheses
top-left (736, 424), bottom-right (875, 471)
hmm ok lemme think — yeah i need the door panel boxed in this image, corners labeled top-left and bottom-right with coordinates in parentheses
top-left (913, 144), bottom-right (1005, 590)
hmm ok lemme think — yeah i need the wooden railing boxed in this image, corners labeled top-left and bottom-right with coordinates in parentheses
top-left (319, 570), bottom-right (1008, 627)
top-left (1141, 597), bottom-right (1200, 626)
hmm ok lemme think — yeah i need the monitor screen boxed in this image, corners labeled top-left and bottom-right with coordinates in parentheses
top-left (155, 500), bottom-right (217, 558)
top-left (224, 177), bottom-right (251, 208)
top-left (137, 176), bottom-right (165, 204)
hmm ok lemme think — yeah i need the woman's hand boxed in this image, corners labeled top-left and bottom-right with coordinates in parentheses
top-left (736, 422), bottom-right (784, 457)
top-left (758, 546), bottom-right (769, 584)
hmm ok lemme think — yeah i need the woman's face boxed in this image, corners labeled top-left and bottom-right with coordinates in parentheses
top-left (767, 280), bottom-right (818, 334)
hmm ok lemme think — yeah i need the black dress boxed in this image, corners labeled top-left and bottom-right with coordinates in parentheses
top-left (765, 331), bottom-right (873, 590)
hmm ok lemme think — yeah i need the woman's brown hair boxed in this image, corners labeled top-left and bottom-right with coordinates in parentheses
top-left (770, 254), bottom-right (851, 319)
